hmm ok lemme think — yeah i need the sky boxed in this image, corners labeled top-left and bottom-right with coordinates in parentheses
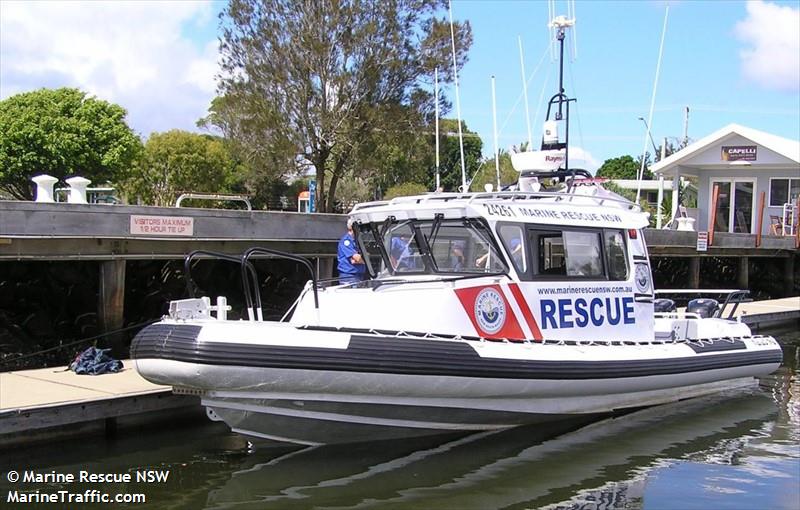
top-left (1, 0), bottom-right (798, 174)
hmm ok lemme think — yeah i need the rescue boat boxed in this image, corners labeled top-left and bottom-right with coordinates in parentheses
top-left (130, 183), bottom-right (782, 445)
top-left (130, 13), bottom-right (781, 446)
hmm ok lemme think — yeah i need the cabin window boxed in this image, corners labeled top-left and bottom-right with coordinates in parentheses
top-left (355, 224), bottom-right (388, 277)
top-left (529, 229), bottom-right (604, 278)
top-left (564, 231), bottom-right (604, 277)
top-left (427, 220), bottom-right (506, 274)
top-left (386, 222), bottom-right (425, 273)
top-left (604, 230), bottom-right (628, 280)
top-left (498, 224), bottom-right (526, 273)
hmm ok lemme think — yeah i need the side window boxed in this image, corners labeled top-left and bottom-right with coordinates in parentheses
top-left (604, 229), bottom-right (629, 280)
top-left (498, 224), bottom-right (526, 273)
top-left (529, 229), bottom-right (604, 279)
top-left (563, 231), bottom-right (603, 277)
top-left (540, 235), bottom-right (564, 274)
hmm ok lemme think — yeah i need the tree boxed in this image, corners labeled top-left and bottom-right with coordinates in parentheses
top-left (384, 182), bottom-right (428, 199)
top-left (596, 154), bottom-right (653, 180)
top-left (469, 149), bottom-right (517, 191)
top-left (120, 130), bottom-right (241, 207)
top-left (435, 119), bottom-right (483, 192)
top-left (0, 88), bottom-right (142, 199)
top-left (213, 0), bottom-right (472, 212)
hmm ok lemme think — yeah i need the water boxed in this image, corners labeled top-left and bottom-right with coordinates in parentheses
top-left (2, 330), bottom-right (798, 509)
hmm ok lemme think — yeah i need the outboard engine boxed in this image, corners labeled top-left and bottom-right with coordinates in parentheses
top-left (653, 298), bottom-right (676, 313)
top-left (686, 298), bottom-right (720, 318)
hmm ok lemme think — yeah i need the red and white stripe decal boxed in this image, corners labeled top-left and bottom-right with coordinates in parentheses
top-left (507, 283), bottom-right (543, 341)
top-left (454, 285), bottom-right (525, 340)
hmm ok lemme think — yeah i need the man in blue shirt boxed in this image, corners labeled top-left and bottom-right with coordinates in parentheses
top-left (337, 218), bottom-right (366, 284)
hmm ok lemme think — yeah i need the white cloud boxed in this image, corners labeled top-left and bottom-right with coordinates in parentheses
top-left (735, 0), bottom-right (800, 92)
top-left (568, 146), bottom-right (601, 173)
top-left (0, 0), bottom-right (220, 137)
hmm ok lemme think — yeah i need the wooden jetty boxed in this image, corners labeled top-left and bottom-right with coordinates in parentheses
top-left (0, 362), bottom-right (199, 447)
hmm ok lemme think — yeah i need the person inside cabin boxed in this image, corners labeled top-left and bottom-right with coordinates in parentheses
top-left (337, 218), bottom-right (366, 284)
top-left (476, 237), bottom-right (521, 269)
top-left (451, 245), bottom-right (465, 271)
top-left (390, 234), bottom-right (422, 270)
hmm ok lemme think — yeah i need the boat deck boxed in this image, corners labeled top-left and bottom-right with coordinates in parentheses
top-left (0, 361), bottom-right (200, 447)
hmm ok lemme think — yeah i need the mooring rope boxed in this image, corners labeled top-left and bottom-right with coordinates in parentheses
top-left (0, 319), bottom-right (157, 368)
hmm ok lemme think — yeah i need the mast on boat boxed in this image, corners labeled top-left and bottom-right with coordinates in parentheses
top-left (510, 1), bottom-right (578, 184)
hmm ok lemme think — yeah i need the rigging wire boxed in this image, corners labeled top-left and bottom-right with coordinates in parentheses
top-left (498, 42), bottom-right (553, 143)
top-left (566, 37), bottom-right (586, 168)
top-left (447, 0), bottom-right (468, 191)
top-left (637, 3), bottom-right (670, 203)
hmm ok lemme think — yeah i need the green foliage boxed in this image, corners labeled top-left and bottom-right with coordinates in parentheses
top-left (120, 130), bottom-right (241, 207)
top-left (596, 154), bottom-right (652, 180)
top-left (384, 182), bottom-right (428, 200)
top-left (435, 119), bottom-right (483, 192)
top-left (0, 88), bottom-right (142, 199)
top-left (469, 150), bottom-right (517, 192)
top-left (603, 181), bottom-right (660, 227)
top-left (212, 0), bottom-right (473, 212)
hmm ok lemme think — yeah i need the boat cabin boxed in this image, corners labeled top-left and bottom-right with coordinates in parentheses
top-left (290, 188), bottom-right (655, 343)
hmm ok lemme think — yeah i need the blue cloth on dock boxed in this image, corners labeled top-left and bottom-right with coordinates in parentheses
top-left (69, 347), bottom-right (123, 375)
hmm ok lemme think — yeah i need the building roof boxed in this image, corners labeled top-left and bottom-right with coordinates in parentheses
top-left (652, 124), bottom-right (800, 175)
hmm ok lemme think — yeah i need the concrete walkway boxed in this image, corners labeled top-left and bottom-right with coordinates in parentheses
top-left (732, 296), bottom-right (800, 317)
top-left (0, 361), bottom-right (198, 447)
top-left (0, 361), bottom-right (167, 411)
top-left (734, 296), bottom-right (800, 330)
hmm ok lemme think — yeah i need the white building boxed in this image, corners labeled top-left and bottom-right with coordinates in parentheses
top-left (651, 124), bottom-right (800, 236)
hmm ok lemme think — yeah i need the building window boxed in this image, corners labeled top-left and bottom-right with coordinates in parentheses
top-left (769, 178), bottom-right (800, 207)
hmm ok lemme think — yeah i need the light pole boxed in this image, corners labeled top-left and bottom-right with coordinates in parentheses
top-left (638, 117), bottom-right (659, 156)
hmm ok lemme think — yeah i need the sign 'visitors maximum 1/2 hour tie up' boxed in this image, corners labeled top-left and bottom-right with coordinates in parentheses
top-left (129, 215), bottom-right (194, 236)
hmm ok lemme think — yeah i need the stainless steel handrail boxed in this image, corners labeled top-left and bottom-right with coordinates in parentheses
top-left (175, 193), bottom-right (252, 210)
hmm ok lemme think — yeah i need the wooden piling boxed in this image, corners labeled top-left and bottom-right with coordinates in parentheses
top-left (98, 259), bottom-right (126, 356)
top-left (689, 257), bottom-right (701, 289)
top-left (738, 256), bottom-right (749, 290)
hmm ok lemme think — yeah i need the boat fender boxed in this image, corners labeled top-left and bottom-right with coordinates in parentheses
top-left (686, 298), bottom-right (720, 318)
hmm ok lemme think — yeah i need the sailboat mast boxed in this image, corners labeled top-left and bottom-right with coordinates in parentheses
top-left (435, 68), bottom-right (440, 191)
top-left (447, 0), bottom-right (467, 192)
top-left (491, 75), bottom-right (500, 189)
top-left (519, 37), bottom-right (533, 150)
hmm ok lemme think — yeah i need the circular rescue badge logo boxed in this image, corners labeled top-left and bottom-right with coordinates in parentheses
top-left (635, 264), bottom-right (651, 293)
top-left (474, 288), bottom-right (506, 335)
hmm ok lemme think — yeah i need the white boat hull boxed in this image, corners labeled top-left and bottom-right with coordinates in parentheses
top-left (131, 321), bottom-right (782, 446)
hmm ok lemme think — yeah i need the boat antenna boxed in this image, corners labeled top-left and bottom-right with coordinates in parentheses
top-left (636, 3), bottom-right (669, 203)
top-left (519, 36), bottom-right (534, 150)
top-left (434, 68), bottom-right (441, 191)
top-left (491, 75), bottom-right (500, 189)
top-left (542, 3), bottom-right (576, 170)
top-left (447, 0), bottom-right (467, 192)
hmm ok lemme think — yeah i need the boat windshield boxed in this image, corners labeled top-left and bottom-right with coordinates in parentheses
top-left (357, 218), bottom-right (508, 277)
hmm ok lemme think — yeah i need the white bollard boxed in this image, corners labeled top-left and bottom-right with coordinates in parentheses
top-left (65, 176), bottom-right (91, 204)
top-left (676, 217), bottom-right (696, 231)
top-left (31, 174), bottom-right (58, 203)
